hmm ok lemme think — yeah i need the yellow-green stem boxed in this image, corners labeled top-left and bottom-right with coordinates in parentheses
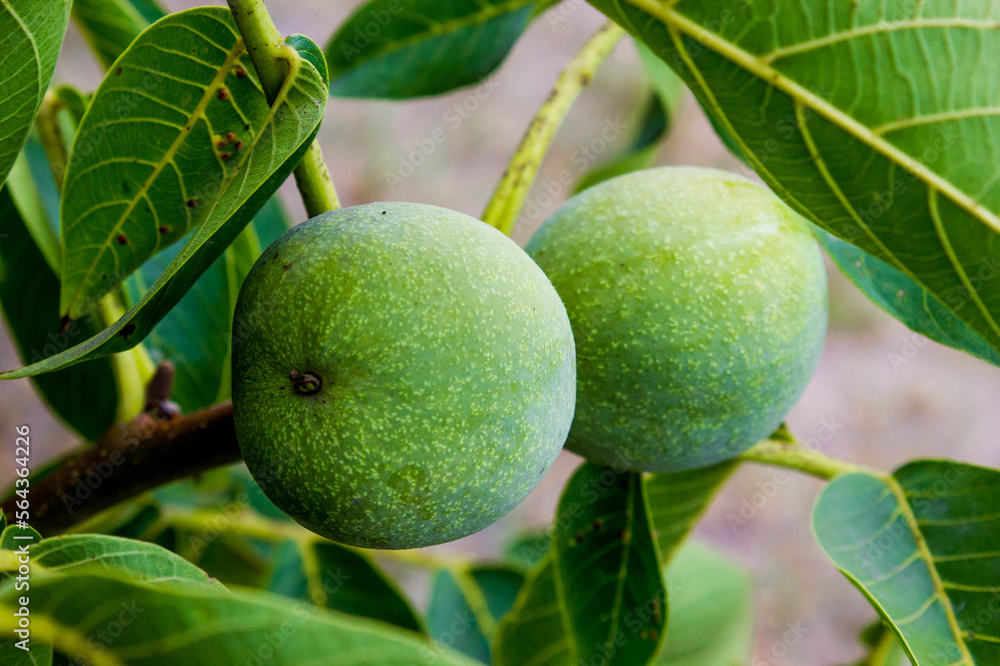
top-left (226, 0), bottom-right (340, 215)
top-left (738, 438), bottom-right (877, 481)
top-left (482, 22), bottom-right (625, 236)
top-left (98, 294), bottom-right (155, 423)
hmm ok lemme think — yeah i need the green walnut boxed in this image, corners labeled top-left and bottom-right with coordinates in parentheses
top-left (231, 202), bottom-right (575, 549)
top-left (526, 167), bottom-right (828, 472)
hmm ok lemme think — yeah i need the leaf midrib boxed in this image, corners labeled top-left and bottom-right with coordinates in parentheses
top-left (61, 32), bottom-right (246, 319)
top-left (331, 0), bottom-right (534, 77)
top-left (631, 0), bottom-right (1000, 345)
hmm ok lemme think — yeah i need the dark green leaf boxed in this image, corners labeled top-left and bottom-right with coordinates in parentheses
top-left (325, 0), bottom-right (536, 99)
top-left (656, 541), bottom-right (754, 665)
top-left (817, 229), bottom-right (1000, 366)
top-left (497, 463), bottom-right (667, 665)
top-left (813, 460), bottom-right (1000, 665)
top-left (494, 555), bottom-right (572, 666)
top-left (587, 0), bottom-right (1000, 360)
top-left (0, 574), bottom-right (479, 665)
top-left (554, 463), bottom-right (666, 665)
top-left (257, 539), bottom-right (425, 633)
top-left (0, 186), bottom-right (117, 440)
top-left (1, 25), bottom-right (327, 380)
top-left (123, 230), bottom-right (233, 413)
top-left (428, 565), bottom-right (525, 663)
top-left (0, 0), bottom-right (71, 188)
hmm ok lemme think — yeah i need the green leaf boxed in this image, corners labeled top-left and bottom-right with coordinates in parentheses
top-left (587, 0), bottom-right (1000, 360)
top-left (812, 460), bottom-right (1000, 665)
top-left (0, 574), bottom-right (479, 665)
top-left (646, 462), bottom-right (737, 565)
top-left (325, 0), bottom-right (536, 99)
top-left (0, 186), bottom-right (118, 440)
top-left (71, 0), bottom-right (154, 70)
top-left (58, 7), bottom-right (299, 319)
top-left (5, 533), bottom-right (221, 590)
top-left (1, 23), bottom-right (327, 380)
top-left (427, 565), bottom-right (525, 663)
top-left (817, 229), bottom-right (1000, 366)
top-left (0, 0), bottom-right (71, 189)
top-left (496, 463), bottom-right (667, 666)
top-left (656, 541), bottom-right (754, 666)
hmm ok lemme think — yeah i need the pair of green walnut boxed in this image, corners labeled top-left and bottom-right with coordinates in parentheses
top-left (231, 167), bottom-right (828, 550)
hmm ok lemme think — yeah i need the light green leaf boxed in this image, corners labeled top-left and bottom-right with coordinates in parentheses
top-left (325, 0), bottom-right (537, 99)
top-left (817, 229), bottom-right (1000, 366)
top-left (657, 541), bottom-right (754, 666)
top-left (71, 0), bottom-right (159, 70)
top-left (0, 24), bottom-right (327, 380)
top-left (0, 574), bottom-right (479, 665)
top-left (427, 565), bottom-right (525, 663)
top-left (2, 532), bottom-right (221, 590)
top-left (813, 460), bottom-right (1000, 665)
top-left (86, 473), bottom-right (426, 634)
top-left (496, 463), bottom-right (667, 666)
top-left (587, 0), bottom-right (1000, 359)
top-left (0, 186), bottom-right (118, 440)
top-left (0, 0), bottom-right (71, 189)
top-left (646, 462), bottom-right (736, 565)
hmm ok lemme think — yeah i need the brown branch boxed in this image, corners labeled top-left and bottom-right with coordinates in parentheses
top-left (2, 402), bottom-right (240, 536)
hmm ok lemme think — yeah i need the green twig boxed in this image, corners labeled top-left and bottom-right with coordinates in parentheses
top-left (293, 143), bottom-right (340, 216)
top-left (737, 438), bottom-right (877, 481)
top-left (226, 0), bottom-right (339, 216)
top-left (482, 21), bottom-right (625, 236)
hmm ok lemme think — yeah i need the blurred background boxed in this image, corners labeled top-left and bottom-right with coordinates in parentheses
top-left (2, 1), bottom-right (999, 663)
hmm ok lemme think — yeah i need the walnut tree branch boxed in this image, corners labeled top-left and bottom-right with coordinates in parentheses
top-left (1, 402), bottom-right (240, 536)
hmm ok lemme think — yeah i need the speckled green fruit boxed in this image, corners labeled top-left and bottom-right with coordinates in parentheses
top-left (526, 167), bottom-right (828, 472)
top-left (232, 202), bottom-right (575, 549)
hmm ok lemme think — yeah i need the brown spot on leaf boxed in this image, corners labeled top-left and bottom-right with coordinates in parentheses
top-left (217, 87), bottom-right (230, 101)
top-left (226, 132), bottom-right (236, 142)
top-left (115, 234), bottom-right (127, 245)
top-left (158, 226), bottom-right (170, 234)
top-left (234, 66), bottom-right (248, 78)
top-left (115, 67), bottom-right (123, 76)
top-left (220, 153), bottom-right (231, 161)
top-left (186, 199), bottom-right (198, 207)
top-left (120, 323), bottom-right (136, 338)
